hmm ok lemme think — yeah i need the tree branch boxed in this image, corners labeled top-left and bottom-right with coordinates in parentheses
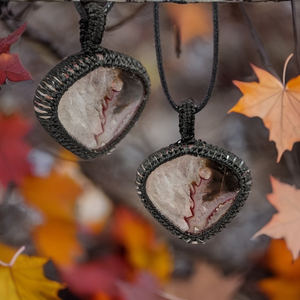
top-left (3, 0), bottom-right (292, 3)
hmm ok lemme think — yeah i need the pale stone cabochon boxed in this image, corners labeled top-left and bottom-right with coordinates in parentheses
top-left (57, 66), bottom-right (144, 149)
top-left (146, 155), bottom-right (240, 234)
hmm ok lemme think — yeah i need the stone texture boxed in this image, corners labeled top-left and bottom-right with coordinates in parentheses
top-left (57, 67), bottom-right (144, 149)
top-left (146, 155), bottom-right (239, 233)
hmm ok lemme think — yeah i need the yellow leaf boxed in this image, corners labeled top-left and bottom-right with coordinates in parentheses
top-left (0, 243), bottom-right (65, 300)
top-left (20, 170), bottom-right (84, 266)
top-left (229, 57), bottom-right (300, 162)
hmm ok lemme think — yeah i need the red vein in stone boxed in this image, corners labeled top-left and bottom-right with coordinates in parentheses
top-left (184, 179), bottom-right (202, 224)
top-left (93, 91), bottom-right (115, 143)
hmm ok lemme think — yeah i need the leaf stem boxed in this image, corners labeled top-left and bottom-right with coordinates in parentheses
top-left (283, 53), bottom-right (293, 86)
top-left (291, 0), bottom-right (300, 74)
top-left (0, 246), bottom-right (25, 267)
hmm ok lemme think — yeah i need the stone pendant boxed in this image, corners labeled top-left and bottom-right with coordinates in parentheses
top-left (33, 2), bottom-right (150, 160)
top-left (34, 50), bottom-right (150, 160)
top-left (136, 99), bottom-right (252, 243)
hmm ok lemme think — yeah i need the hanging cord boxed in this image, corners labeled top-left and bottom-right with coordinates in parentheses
top-left (154, 3), bottom-right (219, 114)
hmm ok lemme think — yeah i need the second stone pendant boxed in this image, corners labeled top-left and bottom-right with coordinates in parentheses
top-left (136, 99), bottom-right (252, 244)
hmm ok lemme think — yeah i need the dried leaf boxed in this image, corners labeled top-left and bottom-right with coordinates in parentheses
top-left (0, 23), bottom-right (27, 54)
top-left (112, 206), bottom-right (173, 283)
top-left (253, 177), bottom-right (300, 260)
top-left (0, 113), bottom-right (31, 188)
top-left (259, 240), bottom-right (300, 300)
top-left (20, 170), bottom-right (84, 266)
top-left (60, 255), bottom-right (129, 298)
top-left (0, 243), bottom-right (65, 300)
top-left (0, 53), bottom-right (33, 84)
top-left (259, 277), bottom-right (300, 300)
top-left (0, 23), bottom-right (32, 85)
top-left (229, 57), bottom-right (300, 162)
top-left (165, 4), bottom-right (212, 44)
top-left (165, 260), bottom-right (243, 300)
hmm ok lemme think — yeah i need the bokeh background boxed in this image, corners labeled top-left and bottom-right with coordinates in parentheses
top-left (0, 2), bottom-right (300, 299)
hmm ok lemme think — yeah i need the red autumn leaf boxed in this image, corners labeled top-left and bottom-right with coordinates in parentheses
top-left (0, 53), bottom-right (33, 84)
top-left (60, 255), bottom-right (130, 298)
top-left (0, 23), bottom-right (27, 54)
top-left (0, 113), bottom-right (31, 188)
top-left (0, 23), bottom-right (33, 85)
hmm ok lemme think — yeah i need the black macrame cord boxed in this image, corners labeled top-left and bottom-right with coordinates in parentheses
top-left (135, 4), bottom-right (252, 244)
top-left (153, 3), bottom-right (219, 114)
top-left (34, 2), bottom-right (150, 160)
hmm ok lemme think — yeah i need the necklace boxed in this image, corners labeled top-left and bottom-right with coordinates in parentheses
top-left (136, 3), bottom-right (252, 244)
top-left (34, 2), bottom-right (150, 160)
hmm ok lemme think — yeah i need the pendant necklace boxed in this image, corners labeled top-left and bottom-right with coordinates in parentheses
top-left (34, 2), bottom-right (151, 160)
top-left (136, 3), bottom-right (252, 244)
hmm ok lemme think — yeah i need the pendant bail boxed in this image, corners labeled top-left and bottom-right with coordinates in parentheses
top-left (75, 2), bottom-right (113, 51)
top-left (179, 98), bottom-right (196, 143)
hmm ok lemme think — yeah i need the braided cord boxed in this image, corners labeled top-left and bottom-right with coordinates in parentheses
top-left (74, 2), bottom-right (114, 51)
top-left (153, 3), bottom-right (219, 114)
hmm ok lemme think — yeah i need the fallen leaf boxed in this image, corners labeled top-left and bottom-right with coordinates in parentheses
top-left (0, 113), bottom-right (31, 188)
top-left (20, 170), bottom-right (84, 266)
top-left (60, 255), bottom-right (129, 298)
top-left (165, 260), bottom-right (243, 300)
top-left (253, 176), bottom-right (300, 260)
top-left (0, 23), bottom-right (32, 85)
top-left (258, 239), bottom-right (300, 300)
top-left (229, 55), bottom-right (300, 162)
top-left (263, 239), bottom-right (300, 280)
top-left (112, 206), bottom-right (173, 283)
top-left (165, 4), bottom-right (212, 44)
top-left (259, 277), bottom-right (300, 300)
top-left (0, 243), bottom-right (65, 300)
top-left (0, 23), bottom-right (27, 54)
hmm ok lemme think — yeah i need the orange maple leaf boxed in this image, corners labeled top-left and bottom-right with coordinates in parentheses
top-left (0, 243), bottom-right (65, 300)
top-left (20, 170), bottom-right (84, 266)
top-left (229, 55), bottom-right (300, 162)
top-left (259, 239), bottom-right (300, 300)
top-left (165, 4), bottom-right (212, 44)
top-left (112, 207), bottom-right (173, 283)
top-left (253, 176), bottom-right (300, 260)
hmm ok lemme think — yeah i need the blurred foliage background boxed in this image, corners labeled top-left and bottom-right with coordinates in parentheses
top-left (0, 2), bottom-right (300, 300)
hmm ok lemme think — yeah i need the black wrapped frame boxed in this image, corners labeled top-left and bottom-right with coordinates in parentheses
top-left (136, 140), bottom-right (252, 244)
top-left (34, 48), bottom-right (151, 160)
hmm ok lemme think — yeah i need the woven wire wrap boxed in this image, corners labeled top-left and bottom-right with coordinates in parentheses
top-left (136, 140), bottom-right (252, 243)
top-left (34, 2), bottom-right (150, 159)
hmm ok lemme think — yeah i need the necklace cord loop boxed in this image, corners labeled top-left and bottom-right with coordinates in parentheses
top-left (154, 3), bottom-right (219, 114)
top-left (179, 98), bottom-right (196, 143)
top-left (75, 1), bottom-right (114, 51)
